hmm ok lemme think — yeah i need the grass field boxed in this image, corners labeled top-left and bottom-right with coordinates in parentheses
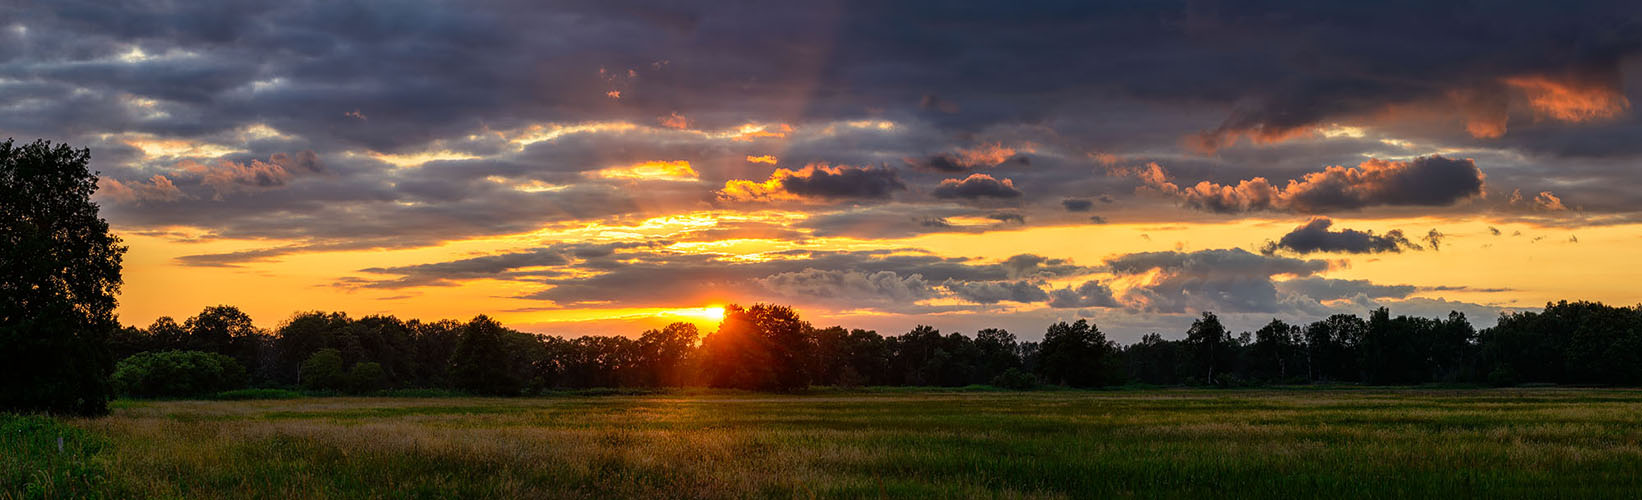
top-left (11, 388), bottom-right (1642, 498)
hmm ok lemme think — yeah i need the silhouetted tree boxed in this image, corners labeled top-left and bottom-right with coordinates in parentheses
top-left (1305, 314), bottom-right (1366, 382)
top-left (809, 327), bottom-right (891, 386)
top-left (450, 316), bottom-right (526, 395)
top-left (974, 328), bottom-right (1024, 382)
top-left (638, 322), bottom-right (700, 387)
top-left (1185, 312), bottom-right (1234, 385)
top-left (184, 305), bottom-right (267, 377)
top-left (699, 304), bottom-right (810, 391)
top-left (1248, 319), bottom-right (1302, 382)
top-left (1122, 333), bottom-right (1185, 385)
top-left (1036, 319), bottom-right (1121, 387)
top-left (1, 139), bottom-right (125, 416)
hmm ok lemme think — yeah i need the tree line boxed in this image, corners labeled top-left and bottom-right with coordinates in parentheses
top-left (103, 300), bottom-right (1642, 397)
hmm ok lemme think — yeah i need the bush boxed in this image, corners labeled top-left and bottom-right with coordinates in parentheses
top-left (111, 350), bottom-right (247, 398)
top-left (379, 388), bottom-right (467, 398)
top-left (300, 349), bottom-right (347, 391)
top-left (348, 362), bottom-right (388, 393)
top-left (1489, 365), bottom-right (1521, 387)
top-left (214, 388), bottom-right (303, 400)
top-left (991, 368), bottom-right (1040, 390)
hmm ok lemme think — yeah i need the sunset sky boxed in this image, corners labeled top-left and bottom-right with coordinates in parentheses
top-left (6, 2), bottom-right (1641, 341)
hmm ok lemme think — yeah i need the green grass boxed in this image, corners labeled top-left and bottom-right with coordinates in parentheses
top-left (1, 414), bottom-right (120, 500)
top-left (16, 388), bottom-right (1642, 498)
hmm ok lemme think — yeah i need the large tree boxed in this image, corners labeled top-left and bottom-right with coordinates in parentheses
top-left (0, 140), bottom-right (126, 416)
top-left (1035, 319), bottom-right (1120, 387)
top-left (699, 304), bottom-right (811, 391)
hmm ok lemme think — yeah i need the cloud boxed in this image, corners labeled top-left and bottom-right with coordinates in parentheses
top-left (181, 151), bottom-right (323, 199)
top-left (904, 143), bottom-right (1025, 172)
top-left (1274, 277), bottom-right (1415, 301)
top-left (1508, 189), bottom-right (1569, 211)
top-left (1504, 75), bottom-right (1631, 123)
top-left (932, 173), bottom-right (1023, 199)
top-left (1423, 229), bottom-right (1445, 251)
top-left (945, 280), bottom-right (1050, 304)
top-left (1261, 218), bottom-right (1420, 255)
top-left (658, 111), bottom-right (690, 129)
top-left (987, 212), bottom-right (1025, 224)
top-left (758, 269), bottom-right (936, 304)
top-left (719, 164), bottom-right (906, 203)
top-left (1129, 155), bottom-right (1485, 213)
top-left (349, 245), bottom-right (1095, 313)
top-left (591, 160), bottom-right (699, 182)
top-left (1062, 198), bottom-right (1094, 212)
top-left (99, 174), bottom-right (186, 203)
top-left (1105, 248), bottom-right (1330, 313)
top-left (1047, 280), bottom-right (1120, 309)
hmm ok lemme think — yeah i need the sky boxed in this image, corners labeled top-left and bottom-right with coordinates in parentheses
top-left (5, 1), bottom-right (1641, 342)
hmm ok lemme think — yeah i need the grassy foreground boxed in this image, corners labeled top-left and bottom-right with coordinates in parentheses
top-left (11, 388), bottom-right (1642, 498)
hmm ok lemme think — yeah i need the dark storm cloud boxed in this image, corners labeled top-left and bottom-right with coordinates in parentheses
top-left (8, 0), bottom-right (1642, 258)
top-left (778, 165), bottom-right (906, 200)
top-left (987, 212), bottom-right (1025, 224)
top-left (1261, 218), bottom-right (1421, 255)
top-left (1061, 199), bottom-right (1094, 212)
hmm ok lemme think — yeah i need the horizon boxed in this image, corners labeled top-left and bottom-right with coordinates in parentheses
top-left (7, 2), bottom-right (1641, 342)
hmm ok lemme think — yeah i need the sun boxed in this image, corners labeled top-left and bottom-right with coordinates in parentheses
top-left (662, 305), bottom-right (725, 324)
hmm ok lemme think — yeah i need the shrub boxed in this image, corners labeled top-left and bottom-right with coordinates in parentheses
top-left (379, 388), bottom-right (466, 398)
top-left (214, 388), bottom-right (303, 400)
top-left (348, 362), bottom-right (388, 393)
top-left (991, 368), bottom-right (1040, 390)
top-left (111, 350), bottom-right (247, 398)
top-left (300, 349), bottom-right (347, 391)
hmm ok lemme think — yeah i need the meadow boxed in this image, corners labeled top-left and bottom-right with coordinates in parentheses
top-left (11, 387), bottom-right (1642, 498)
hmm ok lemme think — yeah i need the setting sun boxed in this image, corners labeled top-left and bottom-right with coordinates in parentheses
top-left (662, 306), bottom-right (726, 325)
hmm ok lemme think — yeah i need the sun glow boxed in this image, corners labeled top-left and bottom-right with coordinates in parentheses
top-left (663, 306), bottom-right (726, 324)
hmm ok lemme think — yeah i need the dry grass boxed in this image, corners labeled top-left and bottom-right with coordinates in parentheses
top-left (21, 388), bottom-right (1642, 498)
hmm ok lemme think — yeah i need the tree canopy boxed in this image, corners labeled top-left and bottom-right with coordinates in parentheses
top-left (1, 139), bottom-right (125, 416)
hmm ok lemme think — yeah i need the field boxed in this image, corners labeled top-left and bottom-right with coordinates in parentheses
top-left (12, 388), bottom-right (1642, 498)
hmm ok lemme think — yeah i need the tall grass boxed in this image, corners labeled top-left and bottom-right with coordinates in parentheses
top-left (49, 388), bottom-right (1642, 498)
top-left (1, 414), bottom-right (120, 499)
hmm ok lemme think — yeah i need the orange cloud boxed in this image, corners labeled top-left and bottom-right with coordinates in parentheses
top-left (1505, 75), bottom-right (1630, 123)
top-left (100, 174), bottom-right (186, 203)
top-left (1125, 156), bottom-right (1485, 213)
top-left (730, 123), bottom-right (793, 141)
top-left (658, 111), bottom-right (689, 129)
top-left (593, 160), bottom-right (699, 182)
top-left (182, 151), bottom-right (321, 199)
top-left (745, 155), bottom-right (778, 164)
top-left (1184, 124), bottom-right (1318, 153)
top-left (954, 142), bottom-right (1019, 167)
top-left (718, 164), bottom-right (904, 203)
top-left (1509, 189), bottom-right (1569, 211)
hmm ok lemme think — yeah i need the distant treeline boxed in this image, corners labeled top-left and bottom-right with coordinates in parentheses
top-left (107, 301), bottom-right (1642, 397)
